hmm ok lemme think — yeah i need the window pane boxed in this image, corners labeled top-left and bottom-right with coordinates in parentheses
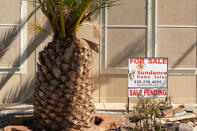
top-left (0, 26), bottom-right (20, 67)
top-left (157, 28), bottom-right (196, 68)
top-left (107, 29), bottom-right (146, 67)
top-left (107, 0), bottom-right (146, 25)
top-left (158, 0), bottom-right (197, 25)
top-left (0, 0), bottom-right (20, 24)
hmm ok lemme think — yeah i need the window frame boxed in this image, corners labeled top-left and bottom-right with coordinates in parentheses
top-left (154, 0), bottom-right (197, 75)
top-left (100, 0), bottom-right (150, 74)
top-left (0, 0), bottom-right (27, 74)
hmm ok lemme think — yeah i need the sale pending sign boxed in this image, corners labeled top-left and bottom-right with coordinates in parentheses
top-left (128, 58), bottom-right (168, 98)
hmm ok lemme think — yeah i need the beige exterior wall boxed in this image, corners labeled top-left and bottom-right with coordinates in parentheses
top-left (0, 0), bottom-right (196, 105)
top-left (0, 1), bottom-right (48, 103)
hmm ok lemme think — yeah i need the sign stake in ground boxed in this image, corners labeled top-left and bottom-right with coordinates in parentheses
top-left (127, 57), bottom-right (168, 113)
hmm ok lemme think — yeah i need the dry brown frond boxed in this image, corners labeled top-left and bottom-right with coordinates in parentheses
top-left (82, 38), bottom-right (100, 53)
top-left (55, 4), bottom-right (71, 17)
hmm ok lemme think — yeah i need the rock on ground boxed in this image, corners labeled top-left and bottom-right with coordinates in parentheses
top-left (4, 126), bottom-right (32, 131)
top-left (179, 123), bottom-right (193, 131)
top-left (193, 126), bottom-right (197, 131)
top-left (2, 115), bottom-right (122, 131)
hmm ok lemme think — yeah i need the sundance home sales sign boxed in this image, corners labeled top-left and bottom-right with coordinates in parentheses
top-left (128, 58), bottom-right (168, 98)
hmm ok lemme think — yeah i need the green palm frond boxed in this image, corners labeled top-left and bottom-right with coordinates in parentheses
top-left (36, 0), bottom-right (119, 40)
top-left (29, 22), bottom-right (53, 36)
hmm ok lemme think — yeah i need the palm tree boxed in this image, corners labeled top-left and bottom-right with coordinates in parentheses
top-left (33, 0), bottom-right (117, 130)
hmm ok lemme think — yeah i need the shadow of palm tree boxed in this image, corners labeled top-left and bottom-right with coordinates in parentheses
top-left (0, 22), bottom-right (51, 91)
top-left (0, 74), bottom-right (35, 103)
top-left (0, 5), bottom-right (41, 61)
top-left (109, 33), bottom-right (146, 67)
top-left (171, 42), bottom-right (196, 68)
top-left (0, 3), bottom-right (51, 103)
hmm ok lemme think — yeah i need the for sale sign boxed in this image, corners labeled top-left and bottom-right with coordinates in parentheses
top-left (128, 58), bottom-right (168, 98)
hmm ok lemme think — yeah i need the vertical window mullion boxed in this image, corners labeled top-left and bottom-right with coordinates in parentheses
top-left (153, 0), bottom-right (157, 57)
top-left (147, 0), bottom-right (157, 57)
top-left (104, 7), bottom-right (108, 68)
top-left (20, 0), bottom-right (27, 73)
top-left (147, 0), bottom-right (152, 57)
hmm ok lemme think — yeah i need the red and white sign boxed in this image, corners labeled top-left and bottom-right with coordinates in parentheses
top-left (128, 88), bottom-right (167, 98)
top-left (128, 58), bottom-right (168, 98)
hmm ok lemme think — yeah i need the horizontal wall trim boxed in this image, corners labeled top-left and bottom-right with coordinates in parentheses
top-left (158, 25), bottom-right (197, 28)
top-left (0, 24), bottom-right (20, 26)
top-left (95, 103), bottom-right (197, 110)
top-left (0, 67), bottom-right (20, 69)
top-left (106, 67), bottom-right (197, 70)
top-left (106, 25), bottom-right (147, 28)
top-left (168, 68), bottom-right (197, 70)
top-left (0, 68), bottom-right (20, 74)
top-left (98, 97), bottom-right (197, 104)
top-left (102, 67), bottom-right (197, 75)
top-left (0, 103), bottom-right (196, 111)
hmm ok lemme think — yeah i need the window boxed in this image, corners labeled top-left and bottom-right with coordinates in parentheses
top-left (156, 0), bottom-right (197, 75)
top-left (101, 0), bottom-right (197, 75)
top-left (0, 0), bottom-right (27, 73)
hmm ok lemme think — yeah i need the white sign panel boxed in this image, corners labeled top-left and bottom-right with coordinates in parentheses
top-left (128, 58), bottom-right (168, 97)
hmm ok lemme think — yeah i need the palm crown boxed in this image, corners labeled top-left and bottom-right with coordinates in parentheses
top-left (37, 0), bottom-right (117, 40)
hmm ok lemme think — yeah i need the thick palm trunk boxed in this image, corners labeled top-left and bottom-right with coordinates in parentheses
top-left (33, 38), bottom-right (95, 130)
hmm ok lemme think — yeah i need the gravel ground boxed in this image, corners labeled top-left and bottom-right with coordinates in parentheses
top-left (96, 112), bottom-right (135, 130)
top-left (0, 111), bottom-right (134, 131)
top-left (107, 113), bottom-right (134, 128)
top-left (1, 109), bottom-right (197, 131)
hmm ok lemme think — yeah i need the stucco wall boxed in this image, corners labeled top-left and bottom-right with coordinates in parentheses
top-left (0, 0), bottom-right (196, 104)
